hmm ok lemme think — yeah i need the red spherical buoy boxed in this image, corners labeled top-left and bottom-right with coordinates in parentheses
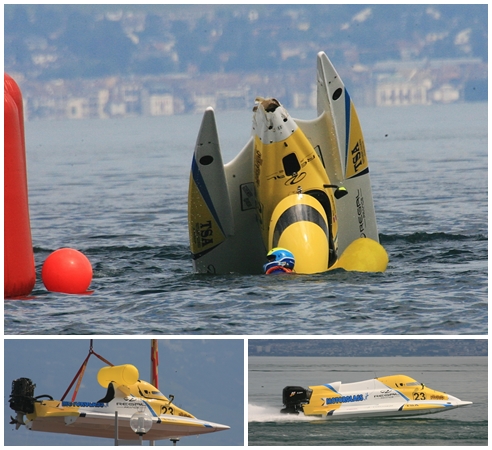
top-left (42, 248), bottom-right (93, 294)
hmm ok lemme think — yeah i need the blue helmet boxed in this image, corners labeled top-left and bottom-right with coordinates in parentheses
top-left (263, 248), bottom-right (295, 273)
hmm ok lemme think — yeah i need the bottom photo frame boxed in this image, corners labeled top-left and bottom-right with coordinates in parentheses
top-left (248, 338), bottom-right (487, 446)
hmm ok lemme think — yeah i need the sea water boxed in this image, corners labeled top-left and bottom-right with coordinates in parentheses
top-left (4, 102), bottom-right (487, 335)
top-left (248, 356), bottom-right (488, 446)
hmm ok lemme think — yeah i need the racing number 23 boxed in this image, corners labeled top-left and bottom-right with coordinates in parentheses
top-left (161, 406), bottom-right (174, 415)
top-left (413, 393), bottom-right (426, 400)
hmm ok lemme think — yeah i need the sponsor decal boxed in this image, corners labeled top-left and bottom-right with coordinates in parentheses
top-left (299, 153), bottom-right (317, 169)
top-left (61, 401), bottom-right (107, 408)
top-left (430, 395), bottom-right (446, 400)
top-left (193, 220), bottom-right (213, 248)
top-left (256, 201), bottom-right (264, 228)
top-left (284, 172), bottom-right (307, 185)
top-left (254, 149), bottom-right (263, 186)
top-left (290, 391), bottom-right (303, 397)
top-left (240, 183), bottom-right (255, 211)
top-left (322, 393), bottom-right (366, 405)
top-left (351, 140), bottom-right (366, 174)
top-left (356, 188), bottom-right (366, 237)
top-left (267, 172), bottom-right (286, 181)
top-left (115, 401), bottom-right (146, 408)
top-left (374, 390), bottom-right (399, 399)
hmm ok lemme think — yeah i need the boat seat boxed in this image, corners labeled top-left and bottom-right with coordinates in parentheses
top-left (97, 382), bottom-right (115, 403)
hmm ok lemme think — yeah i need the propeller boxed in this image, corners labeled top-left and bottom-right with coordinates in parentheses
top-left (10, 413), bottom-right (24, 430)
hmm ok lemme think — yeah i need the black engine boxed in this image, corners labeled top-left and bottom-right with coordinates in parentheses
top-left (9, 377), bottom-right (53, 415)
top-left (9, 378), bottom-right (37, 414)
top-left (280, 385), bottom-right (312, 414)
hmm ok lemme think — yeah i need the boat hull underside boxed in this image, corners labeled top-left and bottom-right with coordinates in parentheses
top-left (28, 415), bottom-right (224, 441)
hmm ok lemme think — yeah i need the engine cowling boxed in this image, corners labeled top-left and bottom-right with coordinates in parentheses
top-left (280, 385), bottom-right (312, 414)
top-left (10, 378), bottom-right (36, 414)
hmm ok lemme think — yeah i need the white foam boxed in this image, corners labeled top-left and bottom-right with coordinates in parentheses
top-left (248, 404), bottom-right (314, 422)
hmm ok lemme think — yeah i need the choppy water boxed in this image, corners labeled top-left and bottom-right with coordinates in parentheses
top-left (4, 102), bottom-right (487, 335)
top-left (248, 356), bottom-right (488, 446)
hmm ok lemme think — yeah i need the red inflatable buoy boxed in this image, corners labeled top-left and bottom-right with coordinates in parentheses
top-left (4, 73), bottom-right (36, 298)
top-left (42, 248), bottom-right (93, 294)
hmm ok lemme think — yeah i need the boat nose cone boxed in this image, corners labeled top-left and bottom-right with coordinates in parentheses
top-left (450, 399), bottom-right (473, 407)
top-left (205, 421), bottom-right (230, 432)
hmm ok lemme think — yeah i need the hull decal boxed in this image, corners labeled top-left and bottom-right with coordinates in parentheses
top-left (344, 89), bottom-right (351, 163)
top-left (141, 399), bottom-right (160, 422)
top-left (347, 166), bottom-right (369, 179)
top-left (190, 243), bottom-right (222, 261)
top-left (191, 157), bottom-right (225, 236)
top-left (323, 384), bottom-right (340, 394)
top-left (394, 390), bottom-right (410, 401)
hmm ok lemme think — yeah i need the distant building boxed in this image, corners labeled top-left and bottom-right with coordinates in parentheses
top-left (375, 74), bottom-right (431, 106)
top-left (148, 94), bottom-right (174, 115)
top-left (193, 93), bottom-right (217, 113)
top-left (66, 98), bottom-right (89, 119)
top-left (14, 56), bottom-right (486, 120)
top-left (431, 84), bottom-right (460, 103)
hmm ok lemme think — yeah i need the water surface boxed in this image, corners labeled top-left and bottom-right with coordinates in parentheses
top-left (4, 103), bottom-right (487, 335)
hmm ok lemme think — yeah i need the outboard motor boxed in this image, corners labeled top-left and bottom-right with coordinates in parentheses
top-left (10, 378), bottom-right (36, 414)
top-left (280, 386), bottom-right (312, 414)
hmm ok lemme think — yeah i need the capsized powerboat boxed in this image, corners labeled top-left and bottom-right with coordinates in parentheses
top-left (188, 51), bottom-right (388, 274)
top-left (280, 374), bottom-right (472, 419)
top-left (9, 342), bottom-right (229, 443)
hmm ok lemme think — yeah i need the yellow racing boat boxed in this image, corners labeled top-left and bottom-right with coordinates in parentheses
top-left (281, 374), bottom-right (472, 419)
top-left (188, 51), bottom-right (388, 274)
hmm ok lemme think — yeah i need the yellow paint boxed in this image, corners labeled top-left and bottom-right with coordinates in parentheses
top-left (255, 123), bottom-right (341, 274)
top-left (277, 222), bottom-right (329, 274)
top-left (401, 403), bottom-right (445, 411)
top-left (269, 194), bottom-right (330, 274)
top-left (125, 380), bottom-right (196, 419)
top-left (302, 385), bottom-right (343, 416)
top-left (27, 400), bottom-right (80, 420)
top-left (188, 177), bottom-right (226, 254)
top-left (254, 127), bottom-right (337, 247)
top-left (345, 101), bottom-right (368, 179)
top-left (331, 237), bottom-right (388, 273)
top-left (97, 364), bottom-right (139, 388)
top-left (377, 374), bottom-right (450, 402)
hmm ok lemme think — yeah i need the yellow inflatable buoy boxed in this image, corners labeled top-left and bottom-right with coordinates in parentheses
top-left (332, 238), bottom-right (389, 273)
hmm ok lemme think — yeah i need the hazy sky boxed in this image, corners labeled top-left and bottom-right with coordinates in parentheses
top-left (4, 338), bottom-right (244, 446)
